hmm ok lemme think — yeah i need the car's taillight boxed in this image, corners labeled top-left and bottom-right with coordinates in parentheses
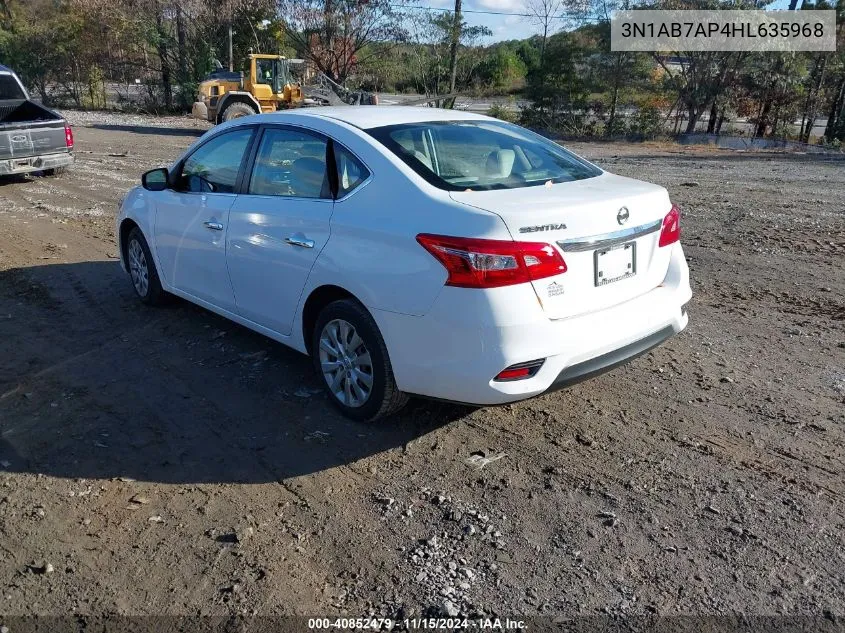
top-left (416, 234), bottom-right (567, 289)
top-left (658, 204), bottom-right (680, 247)
top-left (64, 125), bottom-right (74, 149)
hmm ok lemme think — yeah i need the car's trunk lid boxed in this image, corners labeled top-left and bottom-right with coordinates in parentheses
top-left (450, 172), bottom-right (674, 320)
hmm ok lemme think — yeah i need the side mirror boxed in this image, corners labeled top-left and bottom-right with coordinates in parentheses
top-left (142, 168), bottom-right (169, 191)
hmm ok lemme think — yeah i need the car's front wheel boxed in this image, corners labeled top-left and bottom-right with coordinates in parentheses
top-left (126, 227), bottom-right (166, 305)
top-left (312, 299), bottom-right (408, 421)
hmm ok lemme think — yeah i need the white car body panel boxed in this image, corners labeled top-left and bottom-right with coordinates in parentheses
top-left (227, 195), bottom-right (333, 336)
top-left (372, 242), bottom-right (690, 404)
top-left (117, 107), bottom-right (692, 406)
top-left (450, 172), bottom-right (674, 320)
top-left (153, 189), bottom-right (238, 312)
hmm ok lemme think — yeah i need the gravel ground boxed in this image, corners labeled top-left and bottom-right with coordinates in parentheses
top-left (0, 111), bottom-right (843, 621)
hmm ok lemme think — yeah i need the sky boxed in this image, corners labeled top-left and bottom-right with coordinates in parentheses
top-left (408, 0), bottom-right (550, 43)
top-left (410, 0), bottom-right (795, 43)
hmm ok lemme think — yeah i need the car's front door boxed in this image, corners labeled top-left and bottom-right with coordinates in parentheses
top-left (226, 126), bottom-right (337, 336)
top-left (153, 126), bottom-right (254, 312)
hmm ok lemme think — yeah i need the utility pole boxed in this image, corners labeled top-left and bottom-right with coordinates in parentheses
top-left (448, 0), bottom-right (462, 94)
top-left (228, 23), bottom-right (234, 71)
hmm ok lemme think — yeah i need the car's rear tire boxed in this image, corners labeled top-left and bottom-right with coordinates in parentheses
top-left (126, 227), bottom-right (166, 305)
top-left (43, 166), bottom-right (68, 177)
top-left (221, 102), bottom-right (256, 122)
top-left (312, 299), bottom-right (408, 422)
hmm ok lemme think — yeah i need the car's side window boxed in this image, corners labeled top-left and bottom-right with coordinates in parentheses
top-left (334, 144), bottom-right (370, 198)
top-left (178, 128), bottom-right (253, 194)
top-left (248, 128), bottom-right (331, 199)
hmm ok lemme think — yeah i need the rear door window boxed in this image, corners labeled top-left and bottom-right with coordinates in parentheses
top-left (248, 127), bottom-right (331, 199)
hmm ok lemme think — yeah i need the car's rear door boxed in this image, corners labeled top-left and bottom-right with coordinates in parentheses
top-left (153, 126), bottom-right (255, 312)
top-left (226, 125), bottom-right (344, 336)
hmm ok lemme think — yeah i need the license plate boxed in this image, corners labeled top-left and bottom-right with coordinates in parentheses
top-left (594, 242), bottom-right (636, 286)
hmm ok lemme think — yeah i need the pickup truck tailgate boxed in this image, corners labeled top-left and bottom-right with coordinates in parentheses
top-left (0, 120), bottom-right (67, 160)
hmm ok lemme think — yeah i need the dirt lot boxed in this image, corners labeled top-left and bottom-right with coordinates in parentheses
top-left (0, 111), bottom-right (843, 621)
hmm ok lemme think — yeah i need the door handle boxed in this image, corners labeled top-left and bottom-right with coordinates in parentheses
top-left (203, 221), bottom-right (224, 231)
top-left (285, 235), bottom-right (315, 249)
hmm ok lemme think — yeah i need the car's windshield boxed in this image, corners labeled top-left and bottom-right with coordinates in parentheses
top-left (367, 120), bottom-right (601, 191)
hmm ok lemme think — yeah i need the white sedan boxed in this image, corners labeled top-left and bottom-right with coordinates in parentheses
top-left (116, 107), bottom-right (691, 421)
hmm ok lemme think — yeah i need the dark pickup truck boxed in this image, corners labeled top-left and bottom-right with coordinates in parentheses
top-left (0, 64), bottom-right (73, 176)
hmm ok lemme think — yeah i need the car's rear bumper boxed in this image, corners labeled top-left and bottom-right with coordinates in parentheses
top-left (546, 324), bottom-right (676, 391)
top-left (371, 242), bottom-right (691, 406)
top-left (0, 151), bottom-right (73, 175)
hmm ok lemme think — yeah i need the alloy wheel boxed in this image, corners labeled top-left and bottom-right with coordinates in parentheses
top-left (128, 238), bottom-right (149, 297)
top-left (318, 318), bottom-right (374, 408)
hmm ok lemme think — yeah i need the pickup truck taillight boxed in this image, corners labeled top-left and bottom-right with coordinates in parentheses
top-left (416, 234), bottom-right (567, 289)
top-left (65, 125), bottom-right (74, 149)
top-left (658, 204), bottom-right (680, 247)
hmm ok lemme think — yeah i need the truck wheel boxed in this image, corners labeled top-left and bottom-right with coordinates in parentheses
top-left (44, 167), bottom-right (68, 177)
top-left (221, 102), bottom-right (256, 122)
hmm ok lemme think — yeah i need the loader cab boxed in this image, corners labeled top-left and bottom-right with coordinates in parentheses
top-left (249, 55), bottom-right (292, 99)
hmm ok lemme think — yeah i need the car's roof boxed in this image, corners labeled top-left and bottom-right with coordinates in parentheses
top-left (267, 106), bottom-right (492, 130)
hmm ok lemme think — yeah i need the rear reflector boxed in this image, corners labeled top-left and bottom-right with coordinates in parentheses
top-left (658, 204), bottom-right (680, 247)
top-left (416, 234), bottom-right (566, 289)
top-left (65, 125), bottom-right (74, 149)
top-left (494, 359), bottom-right (545, 382)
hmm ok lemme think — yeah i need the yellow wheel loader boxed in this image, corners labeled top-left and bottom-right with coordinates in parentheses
top-left (192, 53), bottom-right (377, 125)
top-left (192, 54), bottom-right (305, 124)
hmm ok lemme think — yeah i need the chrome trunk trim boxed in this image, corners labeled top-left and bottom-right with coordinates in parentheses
top-left (556, 219), bottom-right (662, 252)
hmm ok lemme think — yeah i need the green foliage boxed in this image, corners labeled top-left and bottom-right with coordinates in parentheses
top-left (520, 34), bottom-right (592, 135)
top-left (478, 48), bottom-right (527, 92)
top-left (603, 115), bottom-right (627, 137)
top-left (628, 105), bottom-right (663, 139)
top-left (0, 0), bottom-right (843, 143)
top-left (486, 102), bottom-right (518, 122)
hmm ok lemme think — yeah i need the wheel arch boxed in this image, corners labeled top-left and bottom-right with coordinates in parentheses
top-left (118, 217), bottom-right (141, 273)
top-left (300, 284), bottom-right (362, 356)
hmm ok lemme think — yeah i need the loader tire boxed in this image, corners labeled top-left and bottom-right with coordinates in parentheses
top-left (221, 102), bottom-right (256, 123)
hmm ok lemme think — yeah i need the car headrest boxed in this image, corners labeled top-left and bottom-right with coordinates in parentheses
top-left (486, 149), bottom-right (516, 178)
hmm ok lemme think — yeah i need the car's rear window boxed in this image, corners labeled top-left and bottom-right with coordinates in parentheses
top-left (367, 120), bottom-right (601, 191)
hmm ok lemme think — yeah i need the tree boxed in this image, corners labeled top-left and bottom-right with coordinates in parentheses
top-left (654, 51), bottom-right (745, 134)
top-left (448, 0), bottom-right (461, 93)
top-left (478, 47), bottom-right (528, 91)
top-left (276, 0), bottom-right (406, 85)
top-left (524, 0), bottom-right (565, 73)
top-left (406, 11), bottom-right (490, 96)
top-left (521, 32), bottom-right (592, 134)
top-left (591, 0), bottom-right (654, 136)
